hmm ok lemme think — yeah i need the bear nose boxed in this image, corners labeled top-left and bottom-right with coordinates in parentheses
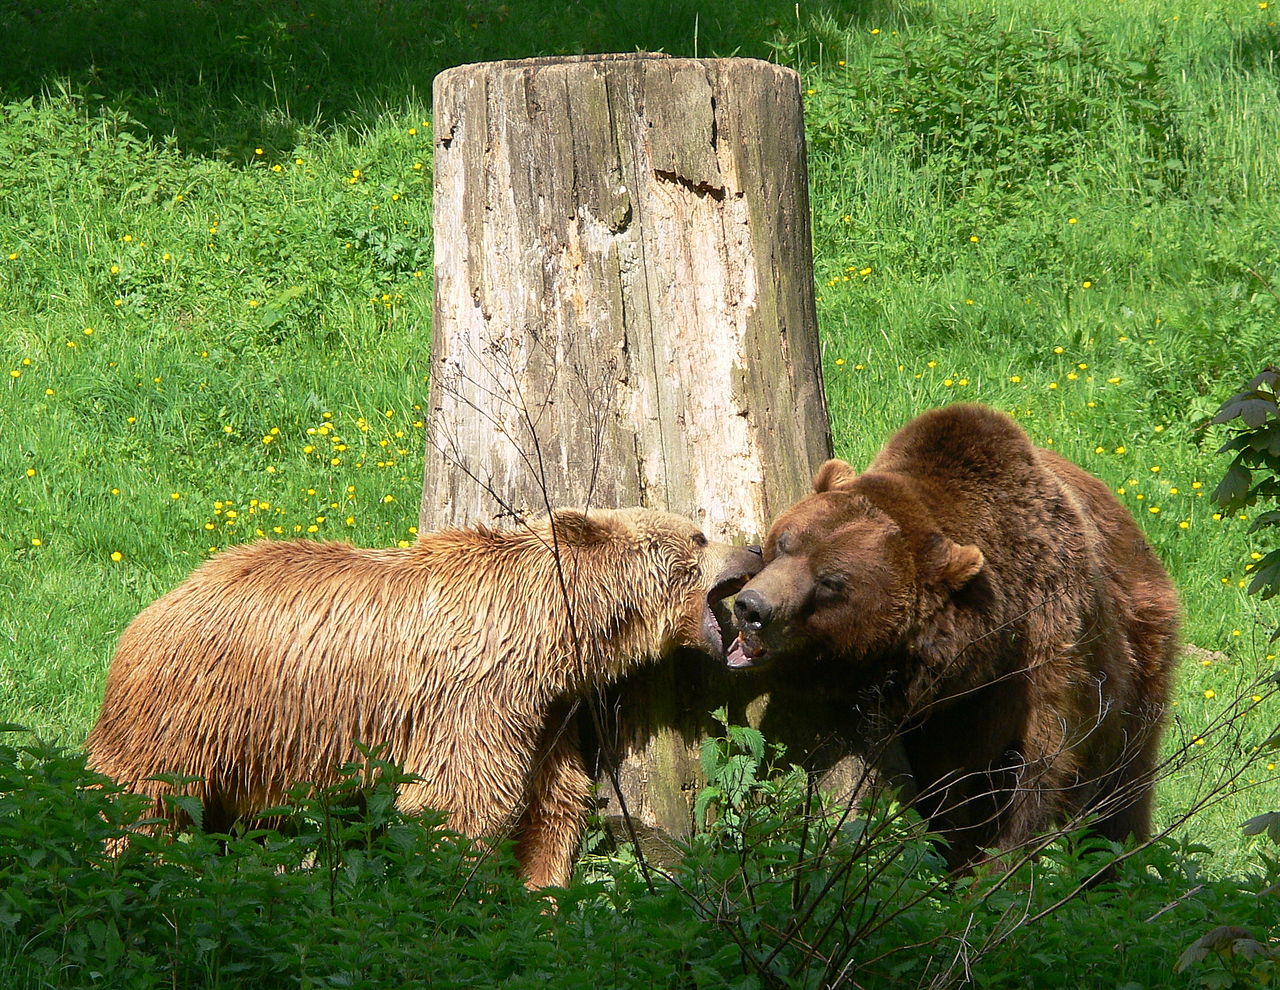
top-left (734, 588), bottom-right (772, 631)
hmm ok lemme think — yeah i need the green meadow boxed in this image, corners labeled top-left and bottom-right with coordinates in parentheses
top-left (2, 0), bottom-right (1280, 985)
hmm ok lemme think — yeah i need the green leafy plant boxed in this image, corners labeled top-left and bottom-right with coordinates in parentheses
top-left (1212, 365), bottom-right (1280, 636)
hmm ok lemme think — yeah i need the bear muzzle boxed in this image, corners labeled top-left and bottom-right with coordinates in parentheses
top-left (700, 544), bottom-right (764, 660)
top-left (728, 587), bottom-right (774, 669)
top-left (727, 556), bottom-right (812, 670)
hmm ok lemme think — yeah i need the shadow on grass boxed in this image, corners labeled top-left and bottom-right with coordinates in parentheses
top-left (0, 0), bottom-right (882, 160)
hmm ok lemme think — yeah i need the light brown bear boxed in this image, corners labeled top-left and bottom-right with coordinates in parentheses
top-left (86, 508), bottom-right (762, 887)
top-left (731, 404), bottom-right (1179, 867)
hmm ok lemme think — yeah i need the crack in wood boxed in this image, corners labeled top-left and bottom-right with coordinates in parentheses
top-left (653, 169), bottom-right (725, 201)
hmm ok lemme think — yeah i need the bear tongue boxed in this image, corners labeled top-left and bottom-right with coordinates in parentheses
top-left (725, 634), bottom-right (756, 670)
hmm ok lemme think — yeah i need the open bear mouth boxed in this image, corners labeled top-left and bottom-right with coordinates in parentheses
top-left (725, 632), bottom-right (766, 670)
top-left (702, 573), bottom-right (754, 660)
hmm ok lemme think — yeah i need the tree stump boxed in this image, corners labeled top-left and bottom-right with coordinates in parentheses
top-left (422, 53), bottom-right (876, 850)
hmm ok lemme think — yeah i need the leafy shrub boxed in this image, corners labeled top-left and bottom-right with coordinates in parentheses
top-left (5, 721), bottom-right (1280, 989)
top-left (1212, 366), bottom-right (1280, 636)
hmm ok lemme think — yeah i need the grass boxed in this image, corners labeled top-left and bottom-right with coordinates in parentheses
top-left (1, 0), bottom-right (1279, 949)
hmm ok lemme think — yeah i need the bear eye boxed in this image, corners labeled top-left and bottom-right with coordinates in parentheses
top-left (691, 532), bottom-right (708, 548)
top-left (815, 572), bottom-right (847, 600)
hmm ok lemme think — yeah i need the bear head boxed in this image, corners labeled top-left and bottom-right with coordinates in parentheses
top-left (537, 507), bottom-right (764, 664)
top-left (728, 459), bottom-right (983, 675)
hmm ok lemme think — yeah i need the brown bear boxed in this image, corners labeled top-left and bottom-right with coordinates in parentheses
top-left (731, 403), bottom-right (1179, 867)
top-left (86, 507), bottom-right (762, 887)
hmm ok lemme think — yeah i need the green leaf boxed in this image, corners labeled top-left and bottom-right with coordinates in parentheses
top-left (1211, 390), bottom-right (1279, 428)
top-left (1246, 553), bottom-right (1280, 599)
top-left (1213, 463), bottom-right (1252, 509)
top-left (1241, 812), bottom-right (1280, 844)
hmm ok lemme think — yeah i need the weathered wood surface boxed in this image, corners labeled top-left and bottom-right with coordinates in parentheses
top-left (422, 53), bottom-right (874, 842)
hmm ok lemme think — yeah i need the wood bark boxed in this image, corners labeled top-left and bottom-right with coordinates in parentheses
top-left (422, 53), bottom-right (877, 847)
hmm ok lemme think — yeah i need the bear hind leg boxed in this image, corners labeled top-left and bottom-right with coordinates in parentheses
top-left (1084, 727), bottom-right (1162, 847)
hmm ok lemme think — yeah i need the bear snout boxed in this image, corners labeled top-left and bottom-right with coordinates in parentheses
top-left (734, 587), bottom-right (772, 631)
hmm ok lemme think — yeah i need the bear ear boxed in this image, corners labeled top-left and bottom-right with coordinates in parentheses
top-left (812, 459), bottom-right (858, 493)
top-left (924, 533), bottom-right (984, 591)
top-left (546, 509), bottom-right (621, 547)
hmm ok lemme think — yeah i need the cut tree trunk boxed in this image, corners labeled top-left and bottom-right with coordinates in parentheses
top-left (422, 53), bottom-right (882, 852)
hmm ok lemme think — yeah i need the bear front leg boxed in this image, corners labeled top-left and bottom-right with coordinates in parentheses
top-left (513, 713), bottom-right (592, 889)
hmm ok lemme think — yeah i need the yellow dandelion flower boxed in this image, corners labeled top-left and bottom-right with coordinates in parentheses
top-left (110, 551), bottom-right (123, 562)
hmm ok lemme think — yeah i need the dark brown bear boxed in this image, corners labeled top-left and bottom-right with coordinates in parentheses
top-left (731, 403), bottom-right (1179, 867)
